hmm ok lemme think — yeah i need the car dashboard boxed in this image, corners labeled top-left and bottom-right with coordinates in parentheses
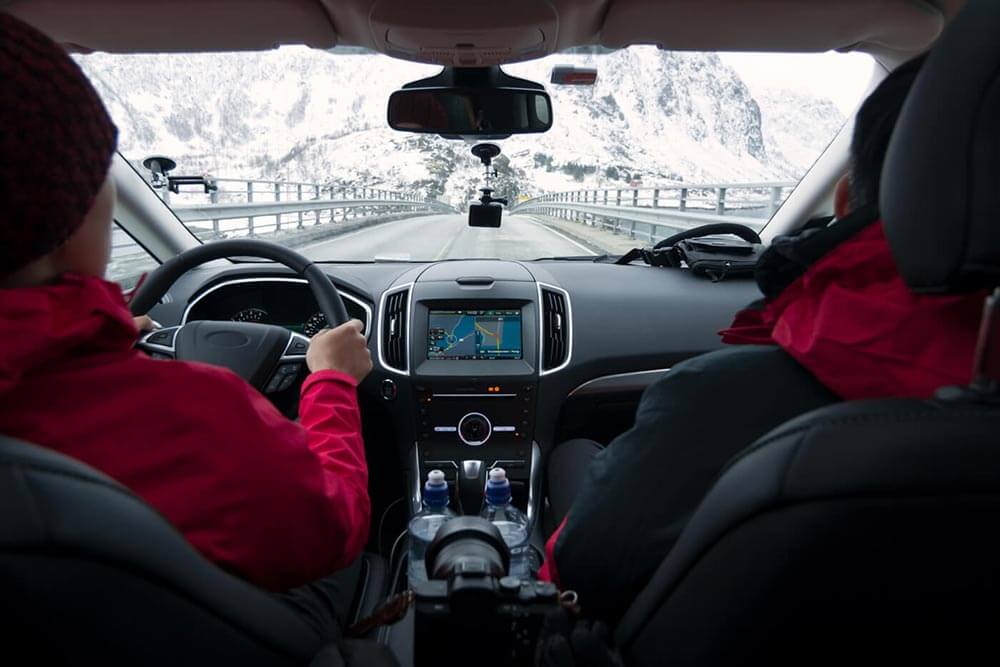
top-left (183, 278), bottom-right (373, 338)
top-left (148, 258), bottom-right (762, 528)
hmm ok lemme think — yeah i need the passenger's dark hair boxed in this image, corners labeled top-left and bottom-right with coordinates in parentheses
top-left (848, 54), bottom-right (928, 210)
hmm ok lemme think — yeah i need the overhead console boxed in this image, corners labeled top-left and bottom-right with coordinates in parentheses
top-left (366, 0), bottom-right (559, 67)
top-left (378, 261), bottom-right (570, 521)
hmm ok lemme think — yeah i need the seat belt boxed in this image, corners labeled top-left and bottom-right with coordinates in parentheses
top-left (972, 288), bottom-right (1000, 391)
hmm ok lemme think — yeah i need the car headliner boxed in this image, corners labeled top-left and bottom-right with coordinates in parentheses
top-left (1, 0), bottom-right (961, 66)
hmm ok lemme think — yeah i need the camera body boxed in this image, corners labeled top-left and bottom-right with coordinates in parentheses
top-left (414, 576), bottom-right (559, 666)
top-left (412, 517), bottom-right (560, 667)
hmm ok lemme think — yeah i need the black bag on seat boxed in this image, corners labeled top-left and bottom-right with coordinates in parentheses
top-left (615, 222), bottom-right (763, 280)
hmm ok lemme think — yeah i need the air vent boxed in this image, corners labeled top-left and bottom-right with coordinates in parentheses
top-left (381, 288), bottom-right (409, 373)
top-left (541, 286), bottom-right (570, 372)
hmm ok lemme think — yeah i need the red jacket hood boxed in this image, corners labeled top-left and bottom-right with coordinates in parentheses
top-left (0, 273), bottom-right (138, 398)
top-left (720, 222), bottom-right (987, 399)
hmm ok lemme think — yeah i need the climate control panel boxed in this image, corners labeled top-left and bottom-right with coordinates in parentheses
top-left (414, 381), bottom-right (535, 447)
top-left (413, 380), bottom-right (536, 514)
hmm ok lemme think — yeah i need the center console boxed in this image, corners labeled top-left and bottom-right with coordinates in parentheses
top-left (411, 292), bottom-right (539, 517)
top-left (376, 261), bottom-right (571, 666)
top-left (381, 261), bottom-right (555, 522)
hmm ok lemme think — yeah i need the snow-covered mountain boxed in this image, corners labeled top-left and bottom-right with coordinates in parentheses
top-left (77, 46), bottom-right (845, 206)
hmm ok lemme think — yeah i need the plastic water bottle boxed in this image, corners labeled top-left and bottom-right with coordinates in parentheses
top-left (407, 469), bottom-right (457, 585)
top-left (481, 467), bottom-right (537, 579)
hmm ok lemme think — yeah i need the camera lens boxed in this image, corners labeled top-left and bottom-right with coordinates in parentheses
top-left (424, 517), bottom-right (512, 618)
top-left (425, 516), bottom-right (511, 581)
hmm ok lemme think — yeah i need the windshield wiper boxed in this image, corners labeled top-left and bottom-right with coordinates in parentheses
top-left (532, 254), bottom-right (616, 262)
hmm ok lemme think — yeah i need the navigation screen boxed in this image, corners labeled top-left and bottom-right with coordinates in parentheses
top-left (427, 309), bottom-right (522, 360)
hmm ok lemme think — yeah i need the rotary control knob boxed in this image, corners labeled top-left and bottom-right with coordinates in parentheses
top-left (458, 412), bottom-right (492, 446)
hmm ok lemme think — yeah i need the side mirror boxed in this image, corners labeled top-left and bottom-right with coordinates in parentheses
top-left (388, 66), bottom-right (552, 138)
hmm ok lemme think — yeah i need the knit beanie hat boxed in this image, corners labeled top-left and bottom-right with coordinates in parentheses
top-left (0, 13), bottom-right (118, 275)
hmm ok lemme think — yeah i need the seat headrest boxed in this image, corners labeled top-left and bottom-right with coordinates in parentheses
top-left (881, 0), bottom-right (1000, 293)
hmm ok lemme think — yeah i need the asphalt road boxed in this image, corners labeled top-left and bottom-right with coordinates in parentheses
top-left (299, 213), bottom-right (596, 261)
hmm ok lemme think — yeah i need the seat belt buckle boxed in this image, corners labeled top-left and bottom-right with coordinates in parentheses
top-left (971, 287), bottom-right (1000, 390)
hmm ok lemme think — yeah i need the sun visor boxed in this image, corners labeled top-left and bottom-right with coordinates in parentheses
top-left (2, 0), bottom-right (338, 53)
top-left (599, 0), bottom-right (944, 53)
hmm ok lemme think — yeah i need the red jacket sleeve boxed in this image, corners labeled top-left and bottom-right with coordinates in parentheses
top-left (538, 516), bottom-right (567, 586)
top-left (162, 365), bottom-right (370, 592)
top-left (296, 369), bottom-right (371, 572)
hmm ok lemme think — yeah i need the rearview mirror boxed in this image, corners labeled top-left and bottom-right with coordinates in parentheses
top-left (388, 66), bottom-right (553, 138)
top-left (388, 87), bottom-right (552, 136)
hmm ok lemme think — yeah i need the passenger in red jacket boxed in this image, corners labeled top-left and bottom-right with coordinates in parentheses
top-left (0, 14), bottom-right (371, 637)
top-left (537, 54), bottom-right (992, 621)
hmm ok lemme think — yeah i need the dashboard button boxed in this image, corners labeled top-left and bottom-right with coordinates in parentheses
top-left (381, 379), bottom-right (397, 401)
top-left (458, 412), bottom-right (492, 446)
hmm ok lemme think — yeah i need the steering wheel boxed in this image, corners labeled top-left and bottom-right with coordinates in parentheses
top-left (130, 239), bottom-right (350, 394)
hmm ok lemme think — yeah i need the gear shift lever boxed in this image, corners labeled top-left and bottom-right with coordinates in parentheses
top-left (457, 460), bottom-right (486, 515)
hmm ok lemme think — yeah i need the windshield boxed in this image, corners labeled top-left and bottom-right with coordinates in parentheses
top-left (78, 47), bottom-right (871, 262)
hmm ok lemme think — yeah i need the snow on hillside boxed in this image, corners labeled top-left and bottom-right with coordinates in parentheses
top-left (755, 89), bottom-right (847, 175)
top-left (76, 46), bottom-right (847, 206)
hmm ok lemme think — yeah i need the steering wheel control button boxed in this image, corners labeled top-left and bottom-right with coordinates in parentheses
top-left (458, 412), bottom-right (492, 446)
top-left (380, 378), bottom-right (397, 401)
top-left (146, 329), bottom-right (176, 346)
top-left (265, 364), bottom-right (302, 393)
top-left (288, 337), bottom-right (309, 355)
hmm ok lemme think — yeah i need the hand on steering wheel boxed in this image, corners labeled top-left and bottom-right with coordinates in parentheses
top-left (308, 319), bottom-right (372, 383)
top-left (129, 239), bottom-right (356, 394)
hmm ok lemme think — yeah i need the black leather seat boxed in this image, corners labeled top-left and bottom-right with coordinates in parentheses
top-left (614, 0), bottom-right (1000, 663)
top-left (0, 434), bottom-right (394, 665)
top-left (615, 401), bottom-right (1000, 664)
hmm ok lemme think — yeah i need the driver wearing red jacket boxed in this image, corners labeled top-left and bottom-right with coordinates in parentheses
top-left (0, 14), bottom-right (371, 638)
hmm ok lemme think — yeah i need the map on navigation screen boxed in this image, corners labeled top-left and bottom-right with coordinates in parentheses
top-left (427, 309), bottom-right (523, 360)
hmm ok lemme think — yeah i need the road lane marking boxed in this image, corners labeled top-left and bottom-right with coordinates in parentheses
top-left (433, 217), bottom-right (463, 260)
top-left (516, 215), bottom-right (597, 255)
top-left (299, 214), bottom-right (452, 254)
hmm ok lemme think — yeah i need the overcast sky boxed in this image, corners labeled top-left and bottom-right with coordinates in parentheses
top-left (720, 51), bottom-right (876, 114)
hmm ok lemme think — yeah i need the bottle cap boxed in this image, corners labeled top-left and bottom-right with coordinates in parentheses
top-left (423, 469), bottom-right (450, 507)
top-left (485, 467), bottom-right (512, 505)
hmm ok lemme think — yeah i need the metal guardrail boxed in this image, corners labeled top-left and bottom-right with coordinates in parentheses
top-left (153, 176), bottom-right (452, 240)
top-left (511, 182), bottom-right (795, 244)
